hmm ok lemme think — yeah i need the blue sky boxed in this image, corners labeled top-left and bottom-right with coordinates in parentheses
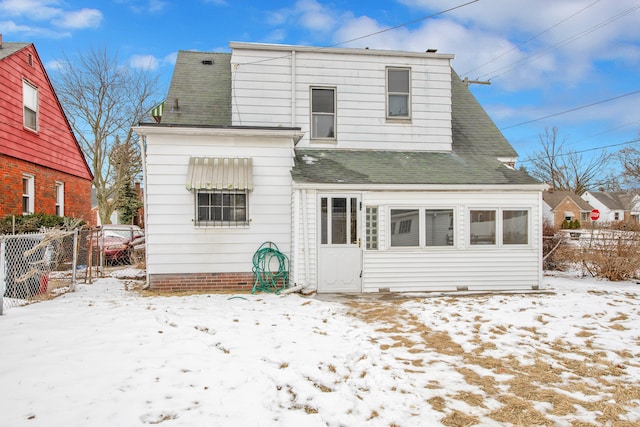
top-left (2, 0), bottom-right (640, 167)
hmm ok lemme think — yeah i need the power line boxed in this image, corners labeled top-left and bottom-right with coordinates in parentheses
top-left (500, 89), bottom-right (640, 130)
top-left (518, 137), bottom-right (640, 164)
top-left (481, 3), bottom-right (640, 81)
top-left (235, 0), bottom-right (479, 67)
top-left (461, 0), bottom-right (601, 78)
top-left (329, 0), bottom-right (479, 48)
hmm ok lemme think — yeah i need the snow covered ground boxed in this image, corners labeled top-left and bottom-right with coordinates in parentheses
top-left (1, 271), bottom-right (639, 426)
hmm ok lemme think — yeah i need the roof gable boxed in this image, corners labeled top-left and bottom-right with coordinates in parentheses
top-left (543, 190), bottom-right (593, 211)
top-left (0, 41), bottom-right (93, 181)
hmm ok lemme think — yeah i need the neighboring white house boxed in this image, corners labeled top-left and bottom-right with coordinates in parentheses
top-left (134, 42), bottom-right (546, 294)
top-left (581, 191), bottom-right (631, 223)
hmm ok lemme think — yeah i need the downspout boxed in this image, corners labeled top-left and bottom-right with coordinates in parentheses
top-left (292, 189), bottom-right (300, 286)
top-left (291, 50), bottom-right (296, 127)
top-left (139, 134), bottom-right (150, 287)
top-left (301, 189), bottom-right (311, 290)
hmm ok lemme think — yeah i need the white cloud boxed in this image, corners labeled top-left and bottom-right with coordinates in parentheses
top-left (266, 0), bottom-right (336, 37)
top-left (129, 54), bottom-right (158, 70)
top-left (44, 58), bottom-right (64, 71)
top-left (117, 0), bottom-right (168, 14)
top-left (53, 8), bottom-right (102, 29)
top-left (162, 51), bottom-right (178, 66)
top-left (0, 0), bottom-right (60, 20)
top-left (0, 19), bottom-right (70, 39)
top-left (295, 0), bottom-right (335, 32)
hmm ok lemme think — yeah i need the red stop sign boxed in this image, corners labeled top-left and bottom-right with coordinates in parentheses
top-left (590, 209), bottom-right (600, 221)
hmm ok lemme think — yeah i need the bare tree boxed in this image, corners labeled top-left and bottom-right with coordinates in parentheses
top-left (528, 126), bottom-right (612, 195)
top-left (53, 47), bottom-right (160, 224)
top-left (617, 142), bottom-right (640, 190)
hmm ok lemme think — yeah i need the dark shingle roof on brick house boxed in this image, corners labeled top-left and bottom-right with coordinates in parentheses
top-left (543, 190), bottom-right (593, 211)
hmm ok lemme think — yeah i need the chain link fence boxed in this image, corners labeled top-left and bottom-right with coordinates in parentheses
top-left (1, 227), bottom-right (146, 315)
top-left (1, 230), bottom-right (80, 314)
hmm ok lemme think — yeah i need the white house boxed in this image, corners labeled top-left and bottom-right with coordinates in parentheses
top-left (134, 42), bottom-right (546, 294)
top-left (581, 191), bottom-right (630, 223)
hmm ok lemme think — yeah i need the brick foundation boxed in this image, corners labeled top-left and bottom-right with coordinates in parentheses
top-left (149, 272), bottom-right (255, 292)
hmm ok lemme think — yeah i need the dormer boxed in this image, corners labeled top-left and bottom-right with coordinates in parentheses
top-left (229, 42), bottom-right (455, 152)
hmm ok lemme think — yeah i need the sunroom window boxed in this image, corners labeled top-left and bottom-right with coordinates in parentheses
top-left (470, 210), bottom-right (496, 245)
top-left (390, 209), bottom-right (419, 247)
top-left (425, 209), bottom-right (454, 246)
top-left (503, 210), bottom-right (528, 245)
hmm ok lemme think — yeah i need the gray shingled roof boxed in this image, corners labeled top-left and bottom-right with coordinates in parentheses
top-left (161, 51), bottom-right (232, 126)
top-left (0, 41), bottom-right (30, 61)
top-left (292, 69), bottom-right (537, 186)
top-left (156, 48), bottom-right (539, 186)
top-left (588, 191), bottom-right (632, 210)
top-left (543, 190), bottom-right (593, 211)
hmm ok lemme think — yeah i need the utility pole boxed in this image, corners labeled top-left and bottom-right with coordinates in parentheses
top-left (463, 77), bottom-right (491, 86)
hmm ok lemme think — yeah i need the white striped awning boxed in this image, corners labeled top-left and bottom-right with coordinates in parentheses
top-left (186, 157), bottom-right (253, 191)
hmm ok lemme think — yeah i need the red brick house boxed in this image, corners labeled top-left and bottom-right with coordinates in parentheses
top-left (0, 35), bottom-right (93, 222)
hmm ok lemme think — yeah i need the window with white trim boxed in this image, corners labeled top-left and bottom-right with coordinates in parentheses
top-left (23, 80), bottom-right (38, 131)
top-left (470, 210), bottom-right (496, 245)
top-left (311, 87), bottom-right (336, 139)
top-left (55, 182), bottom-right (64, 216)
top-left (425, 209), bottom-right (454, 246)
top-left (390, 209), bottom-right (419, 247)
top-left (503, 210), bottom-right (528, 245)
top-left (386, 67), bottom-right (410, 119)
top-left (22, 174), bottom-right (34, 214)
top-left (195, 190), bottom-right (248, 227)
top-left (470, 209), bottom-right (529, 246)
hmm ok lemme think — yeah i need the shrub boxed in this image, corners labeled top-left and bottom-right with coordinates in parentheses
top-left (543, 222), bottom-right (568, 270)
top-left (578, 230), bottom-right (640, 281)
top-left (0, 213), bottom-right (85, 235)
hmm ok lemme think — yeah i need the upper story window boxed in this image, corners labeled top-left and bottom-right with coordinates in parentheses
top-left (386, 67), bottom-right (410, 119)
top-left (23, 80), bottom-right (38, 131)
top-left (311, 87), bottom-right (336, 140)
top-left (22, 174), bottom-right (35, 215)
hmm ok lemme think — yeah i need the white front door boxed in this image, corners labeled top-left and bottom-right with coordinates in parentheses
top-left (317, 195), bottom-right (362, 293)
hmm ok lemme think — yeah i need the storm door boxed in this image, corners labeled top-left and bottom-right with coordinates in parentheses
top-left (317, 195), bottom-right (362, 292)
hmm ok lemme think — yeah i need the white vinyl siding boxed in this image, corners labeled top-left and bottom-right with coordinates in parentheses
top-left (141, 131), bottom-right (295, 276)
top-left (360, 191), bottom-right (541, 292)
top-left (231, 46), bottom-right (453, 151)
